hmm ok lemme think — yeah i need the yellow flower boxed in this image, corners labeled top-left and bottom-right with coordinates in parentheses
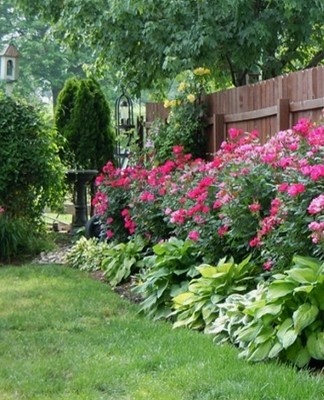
top-left (170, 99), bottom-right (178, 107)
top-left (164, 99), bottom-right (171, 108)
top-left (187, 94), bottom-right (196, 103)
top-left (178, 81), bottom-right (187, 92)
top-left (193, 67), bottom-right (211, 76)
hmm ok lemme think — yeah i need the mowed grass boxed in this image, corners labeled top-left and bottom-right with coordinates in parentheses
top-left (0, 265), bottom-right (323, 400)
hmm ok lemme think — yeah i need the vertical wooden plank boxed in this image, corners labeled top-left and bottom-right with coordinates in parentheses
top-left (277, 98), bottom-right (290, 132)
top-left (215, 114), bottom-right (225, 151)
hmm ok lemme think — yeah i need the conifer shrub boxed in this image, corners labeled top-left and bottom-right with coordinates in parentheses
top-left (55, 77), bottom-right (115, 170)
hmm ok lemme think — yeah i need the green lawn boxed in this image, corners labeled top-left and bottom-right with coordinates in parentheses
top-left (0, 264), bottom-right (323, 400)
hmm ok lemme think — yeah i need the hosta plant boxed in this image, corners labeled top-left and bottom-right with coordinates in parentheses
top-left (65, 236), bottom-right (108, 272)
top-left (101, 235), bottom-right (146, 288)
top-left (171, 255), bottom-right (258, 331)
top-left (209, 255), bottom-right (324, 367)
top-left (66, 235), bottom-right (146, 287)
top-left (133, 237), bottom-right (202, 320)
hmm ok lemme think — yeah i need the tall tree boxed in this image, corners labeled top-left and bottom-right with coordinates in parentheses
top-left (14, 0), bottom-right (324, 93)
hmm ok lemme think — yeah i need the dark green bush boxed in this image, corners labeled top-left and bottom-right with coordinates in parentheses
top-left (0, 214), bottom-right (51, 262)
top-left (55, 77), bottom-right (115, 170)
top-left (0, 94), bottom-right (66, 223)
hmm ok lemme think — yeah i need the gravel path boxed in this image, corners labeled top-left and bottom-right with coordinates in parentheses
top-left (32, 244), bottom-right (72, 265)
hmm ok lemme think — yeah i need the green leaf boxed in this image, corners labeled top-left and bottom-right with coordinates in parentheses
top-left (292, 256), bottom-right (321, 273)
top-left (311, 285), bottom-right (324, 310)
top-left (293, 285), bottom-right (314, 294)
top-left (196, 264), bottom-right (218, 278)
top-left (268, 341), bottom-right (283, 359)
top-left (247, 339), bottom-right (273, 362)
top-left (254, 327), bottom-right (274, 344)
top-left (286, 341), bottom-right (311, 368)
top-left (237, 324), bottom-right (261, 343)
top-left (267, 281), bottom-right (296, 300)
top-left (173, 292), bottom-right (195, 306)
top-left (286, 268), bottom-right (318, 284)
top-left (293, 303), bottom-right (318, 334)
top-left (277, 318), bottom-right (298, 349)
top-left (307, 332), bottom-right (324, 360)
top-left (255, 303), bottom-right (281, 319)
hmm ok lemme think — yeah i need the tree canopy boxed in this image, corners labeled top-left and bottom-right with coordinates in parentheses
top-left (14, 0), bottom-right (324, 94)
top-left (1, 1), bottom-right (95, 106)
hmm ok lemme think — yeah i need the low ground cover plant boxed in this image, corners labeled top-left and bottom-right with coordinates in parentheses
top-left (170, 255), bottom-right (258, 332)
top-left (133, 237), bottom-right (203, 320)
top-left (209, 255), bottom-right (324, 368)
top-left (65, 235), bottom-right (146, 287)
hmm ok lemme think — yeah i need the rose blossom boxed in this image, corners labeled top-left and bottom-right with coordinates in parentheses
top-left (188, 230), bottom-right (200, 241)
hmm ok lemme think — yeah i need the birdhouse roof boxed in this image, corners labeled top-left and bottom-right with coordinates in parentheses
top-left (0, 44), bottom-right (20, 58)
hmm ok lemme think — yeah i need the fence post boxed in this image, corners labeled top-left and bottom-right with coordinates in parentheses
top-left (205, 113), bottom-right (226, 157)
top-left (215, 113), bottom-right (225, 151)
top-left (277, 98), bottom-right (290, 131)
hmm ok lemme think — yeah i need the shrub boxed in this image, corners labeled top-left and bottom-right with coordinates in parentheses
top-left (94, 116), bottom-right (324, 273)
top-left (55, 77), bottom-right (115, 170)
top-left (151, 68), bottom-right (210, 164)
top-left (0, 94), bottom-right (65, 224)
top-left (0, 213), bottom-right (50, 262)
top-left (92, 149), bottom-right (185, 244)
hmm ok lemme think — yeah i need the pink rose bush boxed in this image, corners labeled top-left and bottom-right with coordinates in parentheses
top-left (93, 117), bottom-right (324, 272)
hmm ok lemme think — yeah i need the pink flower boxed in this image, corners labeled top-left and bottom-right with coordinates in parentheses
top-left (170, 209), bottom-right (187, 224)
top-left (308, 221), bottom-right (324, 244)
top-left (309, 165), bottom-right (324, 181)
top-left (260, 151), bottom-right (277, 164)
top-left (249, 237), bottom-right (261, 247)
top-left (92, 191), bottom-right (108, 215)
top-left (95, 174), bottom-right (104, 185)
top-left (248, 202), bottom-right (261, 213)
top-left (228, 127), bottom-right (244, 140)
top-left (277, 156), bottom-right (294, 168)
top-left (263, 260), bottom-right (273, 271)
top-left (106, 217), bottom-right (114, 225)
top-left (140, 191), bottom-right (155, 202)
top-left (188, 230), bottom-right (200, 241)
top-left (102, 161), bottom-right (115, 174)
top-left (121, 208), bottom-right (130, 217)
top-left (259, 215), bottom-right (281, 235)
top-left (172, 145), bottom-right (184, 155)
top-left (287, 183), bottom-right (306, 197)
top-left (307, 126), bottom-right (324, 146)
top-left (217, 225), bottom-right (229, 237)
top-left (106, 229), bottom-right (114, 239)
top-left (213, 200), bottom-right (222, 209)
top-left (293, 118), bottom-right (312, 135)
top-left (0, 206), bottom-right (4, 214)
top-left (278, 183), bottom-right (288, 193)
top-left (308, 195), bottom-right (324, 214)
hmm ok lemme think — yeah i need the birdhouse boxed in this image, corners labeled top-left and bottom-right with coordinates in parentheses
top-left (0, 44), bottom-right (20, 82)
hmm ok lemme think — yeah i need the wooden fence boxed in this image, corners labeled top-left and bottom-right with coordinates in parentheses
top-left (146, 66), bottom-right (324, 158)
